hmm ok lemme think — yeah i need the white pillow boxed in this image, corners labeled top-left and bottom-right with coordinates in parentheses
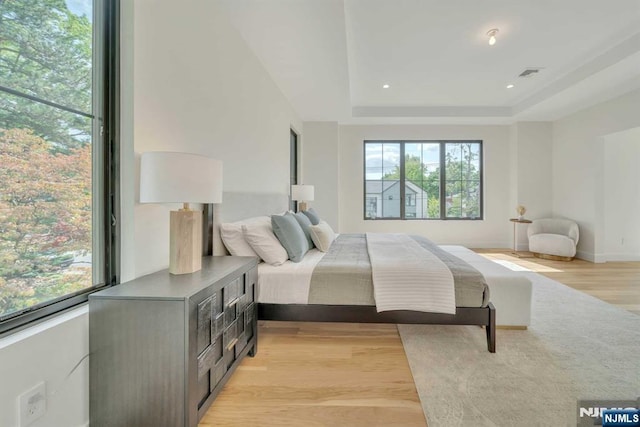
top-left (308, 221), bottom-right (336, 252)
top-left (242, 222), bottom-right (288, 266)
top-left (220, 216), bottom-right (269, 256)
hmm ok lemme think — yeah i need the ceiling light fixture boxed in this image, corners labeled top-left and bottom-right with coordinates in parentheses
top-left (487, 28), bottom-right (499, 46)
top-left (506, 84), bottom-right (514, 89)
top-left (383, 84), bottom-right (390, 89)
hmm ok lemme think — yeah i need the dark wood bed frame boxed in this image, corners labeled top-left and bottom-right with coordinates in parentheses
top-left (258, 302), bottom-right (496, 353)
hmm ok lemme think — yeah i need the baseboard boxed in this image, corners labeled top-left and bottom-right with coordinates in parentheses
top-left (576, 250), bottom-right (598, 263)
top-left (600, 253), bottom-right (640, 262)
top-left (451, 241), bottom-right (510, 249)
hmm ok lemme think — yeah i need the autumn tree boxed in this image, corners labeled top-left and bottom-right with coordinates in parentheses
top-left (0, 0), bottom-right (93, 316)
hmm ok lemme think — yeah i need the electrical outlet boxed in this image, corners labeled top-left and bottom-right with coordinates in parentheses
top-left (18, 382), bottom-right (46, 426)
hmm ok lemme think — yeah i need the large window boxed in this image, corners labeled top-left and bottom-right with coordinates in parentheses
top-left (0, 0), bottom-right (118, 333)
top-left (364, 141), bottom-right (483, 220)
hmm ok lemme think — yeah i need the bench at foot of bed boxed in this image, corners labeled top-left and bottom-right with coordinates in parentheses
top-left (440, 246), bottom-right (532, 328)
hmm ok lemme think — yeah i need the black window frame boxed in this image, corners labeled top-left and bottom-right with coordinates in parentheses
top-left (363, 140), bottom-right (483, 221)
top-left (290, 129), bottom-right (299, 212)
top-left (0, 0), bottom-right (120, 335)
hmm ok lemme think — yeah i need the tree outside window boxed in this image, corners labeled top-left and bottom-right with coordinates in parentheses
top-left (0, 0), bottom-right (109, 323)
top-left (364, 141), bottom-right (483, 220)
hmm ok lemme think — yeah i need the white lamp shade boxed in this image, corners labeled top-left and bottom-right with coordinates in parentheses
top-left (291, 184), bottom-right (314, 201)
top-left (140, 152), bottom-right (223, 203)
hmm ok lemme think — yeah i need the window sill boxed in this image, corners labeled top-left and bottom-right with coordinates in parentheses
top-left (364, 218), bottom-right (484, 221)
top-left (0, 304), bottom-right (88, 349)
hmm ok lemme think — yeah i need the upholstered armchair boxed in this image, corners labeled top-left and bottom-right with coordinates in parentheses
top-left (527, 218), bottom-right (579, 261)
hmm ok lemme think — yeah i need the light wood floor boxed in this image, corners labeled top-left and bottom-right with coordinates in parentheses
top-left (200, 322), bottom-right (427, 427)
top-left (201, 250), bottom-right (640, 426)
top-left (474, 249), bottom-right (640, 316)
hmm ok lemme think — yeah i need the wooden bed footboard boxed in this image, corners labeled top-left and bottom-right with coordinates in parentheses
top-left (258, 302), bottom-right (496, 353)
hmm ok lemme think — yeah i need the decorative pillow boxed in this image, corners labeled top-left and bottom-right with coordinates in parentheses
top-left (271, 213), bottom-right (310, 263)
top-left (308, 221), bottom-right (336, 252)
top-left (301, 207), bottom-right (321, 225)
top-left (242, 222), bottom-right (288, 266)
top-left (293, 212), bottom-right (315, 249)
top-left (220, 216), bottom-right (269, 256)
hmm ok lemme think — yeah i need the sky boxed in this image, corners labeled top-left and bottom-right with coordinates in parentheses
top-left (65, 0), bottom-right (92, 21)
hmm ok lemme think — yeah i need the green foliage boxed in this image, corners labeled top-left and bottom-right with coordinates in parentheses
top-left (383, 143), bottom-right (481, 218)
top-left (0, 128), bottom-right (92, 316)
top-left (444, 143), bottom-right (481, 218)
top-left (0, 0), bottom-right (94, 317)
top-left (0, 0), bottom-right (93, 151)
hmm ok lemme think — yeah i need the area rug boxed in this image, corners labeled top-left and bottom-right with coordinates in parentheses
top-left (398, 270), bottom-right (640, 426)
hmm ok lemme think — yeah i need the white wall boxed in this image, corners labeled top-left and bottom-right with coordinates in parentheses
top-left (510, 122), bottom-right (553, 250)
top-left (302, 122), bottom-right (340, 230)
top-left (337, 124), bottom-right (513, 247)
top-left (128, 0), bottom-right (302, 277)
top-left (0, 307), bottom-right (89, 427)
top-left (552, 89), bottom-right (640, 261)
top-left (603, 127), bottom-right (640, 261)
top-left (0, 2), bottom-right (302, 426)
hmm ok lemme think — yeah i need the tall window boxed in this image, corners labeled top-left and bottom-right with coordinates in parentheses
top-left (364, 141), bottom-right (483, 220)
top-left (0, 0), bottom-right (118, 332)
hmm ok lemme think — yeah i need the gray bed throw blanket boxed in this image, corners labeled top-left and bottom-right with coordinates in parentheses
top-left (308, 234), bottom-right (489, 309)
top-left (366, 233), bottom-right (456, 314)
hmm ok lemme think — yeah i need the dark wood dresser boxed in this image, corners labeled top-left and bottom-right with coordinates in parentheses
top-left (89, 256), bottom-right (258, 427)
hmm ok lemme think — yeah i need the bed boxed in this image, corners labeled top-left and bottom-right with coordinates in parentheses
top-left (207, 192), bottom-right (496, 353)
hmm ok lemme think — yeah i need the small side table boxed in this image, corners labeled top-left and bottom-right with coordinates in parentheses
top-left (510, 218), bottom-right (532, 257)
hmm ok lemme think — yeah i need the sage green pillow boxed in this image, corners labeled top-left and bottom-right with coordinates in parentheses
top-left (271, 212), bottom-right (310, 262)
top-left (301, 207), bottom-right (321, 225)
top-left (293, 212), bottom-right (315, 249)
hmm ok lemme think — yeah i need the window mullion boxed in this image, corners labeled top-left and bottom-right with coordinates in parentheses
top-left (440, 142), bottom-right (446, 219)
top-left (399, 142), bottom-right (405, 219)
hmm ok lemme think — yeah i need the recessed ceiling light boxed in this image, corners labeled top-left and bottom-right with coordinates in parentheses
top-left (506, 84), bottom-right (514, 89)
top-left (487, 28), bottom-right (499, 46)
top-left (383, 84), bottom-right (390, 89)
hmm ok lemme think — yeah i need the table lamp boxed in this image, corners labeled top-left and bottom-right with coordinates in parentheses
top-left (140, 152), bottom-right (223, 274)
top-left (291, 184), bottom-right (314, 212)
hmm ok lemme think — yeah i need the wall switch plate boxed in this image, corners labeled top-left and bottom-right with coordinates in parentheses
top-left (18, 382), bottom-right (46, 426)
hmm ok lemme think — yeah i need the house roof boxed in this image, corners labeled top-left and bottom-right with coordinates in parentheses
top-left (365, 180), bottom-right (426, 195)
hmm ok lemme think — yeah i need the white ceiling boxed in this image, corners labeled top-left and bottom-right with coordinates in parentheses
top-left (218, 0), bottom-right (640, 124)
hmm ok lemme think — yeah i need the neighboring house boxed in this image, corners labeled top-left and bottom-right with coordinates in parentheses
top-left (365, 180), bottom-right (427, 218)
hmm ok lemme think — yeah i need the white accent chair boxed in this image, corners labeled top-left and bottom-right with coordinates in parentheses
top-left (527, 218), bottom-right (579, 261)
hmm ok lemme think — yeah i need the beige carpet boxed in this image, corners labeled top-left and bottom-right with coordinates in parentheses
top-left (398, 269), bottom-right (640, 427)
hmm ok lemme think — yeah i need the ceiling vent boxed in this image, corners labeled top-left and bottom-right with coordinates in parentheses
top-left (518, 68), bottom-right (543, 78)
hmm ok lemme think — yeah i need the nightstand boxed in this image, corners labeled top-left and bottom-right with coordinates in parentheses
top-left (89, 256), bottom-right (258, 427)
top-left (509, 218), bottom-right (532, 257)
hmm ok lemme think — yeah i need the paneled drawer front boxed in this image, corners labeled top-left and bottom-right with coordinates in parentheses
top-left (213, 312), bottom-right (224, 341)
top-left (197, 339), bottom-right (223, 379)
top-left (212, 359), bottom-right (227, 390)
top-left (223, 278), bottom-right (242, 307)
top-left (223, 319), bottom-right (239, 351)
top-left (246, 302), bottom-right (255, 340)
top-left (223, 277), bottom-right (242, 328)
top-left (197, 296), bottom-right (213, 355)
top-left (190, 262), bottom-right (258, 423)
top-left (197, 345), bottom-right (214, 379)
